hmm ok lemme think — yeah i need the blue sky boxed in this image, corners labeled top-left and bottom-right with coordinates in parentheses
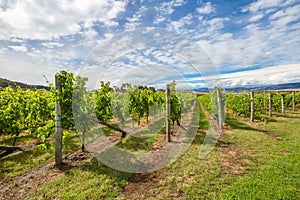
top-left (0, 0), bottom-right (299, 88)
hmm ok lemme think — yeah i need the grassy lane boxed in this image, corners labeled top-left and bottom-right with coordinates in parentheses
top-left (221, 110), bottom-right (300, 199)
top-left (118, 105), bottom-right (223, 199)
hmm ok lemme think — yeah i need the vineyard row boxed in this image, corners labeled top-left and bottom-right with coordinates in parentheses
top-left (199, 89), bottom-right (300, 123)
top-left (0, 71), bottom-right (196, 151)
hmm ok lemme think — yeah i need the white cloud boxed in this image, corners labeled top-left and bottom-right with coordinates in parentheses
top-left (187, 1), bottom-right (300, 75)
top-left (243, 0), bottom-right (285, 13)
top-left (154, 15), bottom-right (166, 24)
top-left (249, 14), bottom-right (264, 22)
top-left (196, 2), bottom-right (215, 15)
top-left (220, 64), bottom-right (300, 86)
top-left (41, 42), bottom-right (64, 49)
top-left (154, 1), bottom-right (175, 15)
top-left (0, 0), bottom-right (127, 40)
top-left (8, 45), bottom-right (27, 52)
top-left (169, 13), bottom-right (193, 31)
top-left (172, 0), bottom-right (187, 7)
top-left (124, 5), bottom-right (147, 31)
top-left (269, 4), bottom-right (300, 26)
top-left (124, 22), bottom-right (141, 31)
top-left (269, 10), bottom-right (286, 20)
top-left (10, 38), bottom-right (25, 43)
top-left (1, 1), bottom-right (299, 89)
top-left (0, 50), bottom-right (57, 85)
top-left (188, 64), bottom-right (300, 87)
top-left (154, 0), bottom-right (187, 24)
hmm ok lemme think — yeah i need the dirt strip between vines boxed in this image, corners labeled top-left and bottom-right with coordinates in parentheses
top-left (199, 104), bottom-right (248, 177)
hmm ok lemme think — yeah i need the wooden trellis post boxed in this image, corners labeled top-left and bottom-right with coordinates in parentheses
top-left (217, 88), bottom-right (224, 128)
top-left (55, 74), bottom-right (63, 166)
top-left (166, 84), bottom-right (171, 142)
top-left (281, 94), bottom-right (285, 114)
top-left (292, 91), bottom-right (295, 111)
top-left (250, 91), bottom-right (254, 122)
top-left (268, 92), bottom-right (272, 117)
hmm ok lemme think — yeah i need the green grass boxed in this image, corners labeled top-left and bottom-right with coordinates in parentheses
top-left (32, 157), bottom-right (131, 200)
top-left (115, 104), bottom-right (224, 199)
top-left (0, 134), bottom-right (81, 182)
top-left (0, 132), bottom-right (37, 146)
top-left (3, 106), bottom-right (300, 199)
top-left (84, 126), bottom-right (116, 145)
top-left (116, 117), bottom-right (165, 153)
top-left (153, 109), bottom-right (222, 199)
top-left (220, 111), bottom-right (300, 199)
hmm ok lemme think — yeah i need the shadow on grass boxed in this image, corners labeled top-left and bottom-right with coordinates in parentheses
top-left (193, 131), bottom-right (206, 145)
top-left (265, 118), bottom-right (278, 123)
top-left (225, 115), bottom-right (260, 132)
top-left (271, 112), bottom-right (300, 119)
top-left (192, 107), bottom-right (210, 146)
top-left (116, 118), bottom-right (165, 152)
top-left (76, 157), bottom-right (132, 180)
top-left (0, 134), bottom-right (36, 146)
top-left (116, 134), bottom-right (162, 152)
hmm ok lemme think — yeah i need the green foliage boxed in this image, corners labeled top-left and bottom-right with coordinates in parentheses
top-left (226, 92), bottom-right (251, 117)
top-left (270, 92), bottom-right (281, 112)
top-left (0, 70), bottom-right (90, 149)
top-left (226, 91), bottom-right (299, 121)
top-left (199, 87), bottom-right (226, 123)
top-left (169, 81), bottom-right (181, 123)
top-left (55, 71), bottom-right (76, 131)
top-left (0, 87), bottom-right (54, 140)
top-left (128, 86), bottom-right (143, 124)
top-left (295, 91), bottom-right (300, 105)
top-left (37, 120), bottom-right (54, 150)
top-left (94, 81), bottom-right (113, 122)
top-left (177, 91), bottom-right (195, 115)
top-left (111, 92), bottom-right (130, 127)
top-left (128, 86), bottom-right (160, 125)
top-left (253, 92), bottom-right (268, 120)
top-left (72, 76), bottom-right (95, 133)
top-left (198, 94), bottom-right (212, 111)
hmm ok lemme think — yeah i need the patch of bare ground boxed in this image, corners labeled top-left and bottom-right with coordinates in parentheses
top-left (119, 171), bottom-right (163, 200)
top-left (200, 103), bottom-right (256, 177)
top-left (218, 139), bottom-right (254, 177)
top-left (218, 122), bottom-right (259, 177)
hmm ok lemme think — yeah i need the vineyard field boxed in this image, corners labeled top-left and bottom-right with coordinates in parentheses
top-left (1, 75), bottom-right (300, 199)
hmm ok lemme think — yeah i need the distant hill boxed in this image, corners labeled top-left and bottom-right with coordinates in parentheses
top-left (194, 82), bottom-right (300, 93)
top-left (0, 77), bottom-right (49, 90)
top-left (263, 82), bottom-right (300, 91)
top-left (226, 82), bottom-right (300, 93)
